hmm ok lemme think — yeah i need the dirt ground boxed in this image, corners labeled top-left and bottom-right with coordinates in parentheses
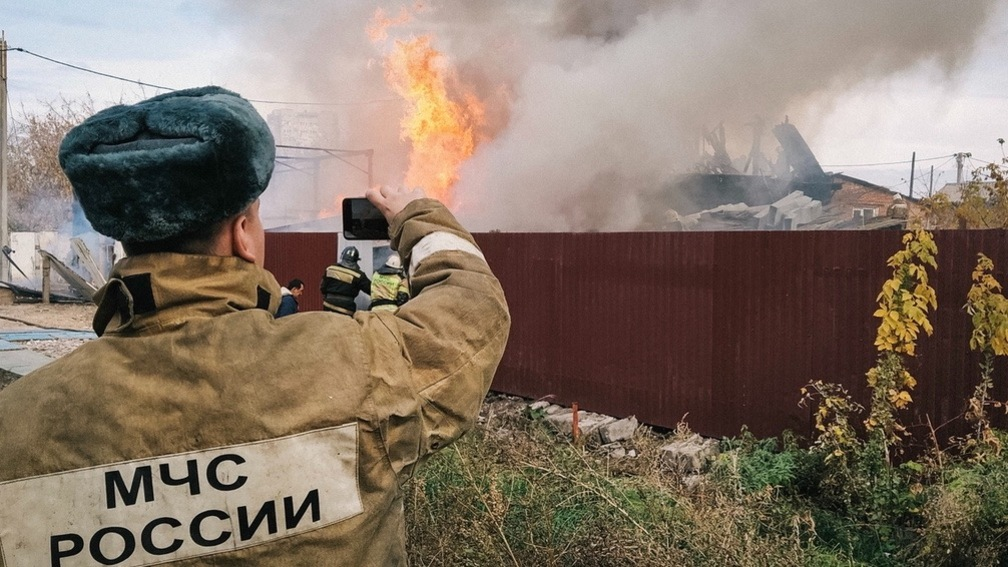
top-left (0, 302), bottom-right (96, 330)
top-left (0, 301), bottom-right (97, 359)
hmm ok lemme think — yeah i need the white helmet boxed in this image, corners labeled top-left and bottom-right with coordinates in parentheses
top-left (385, 253), bottom-right (402, 270)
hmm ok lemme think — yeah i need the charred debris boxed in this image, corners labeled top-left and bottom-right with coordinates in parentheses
top-left (643, 118), bottom-right (909, 231)
top-left (0, 237), bottom-right (110, 305)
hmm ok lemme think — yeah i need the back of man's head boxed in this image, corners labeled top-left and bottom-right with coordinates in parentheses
top-left (59, 86), bottom-right (275, 255)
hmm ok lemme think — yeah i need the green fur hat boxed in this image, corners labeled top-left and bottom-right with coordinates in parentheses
top-left (58, 86), bottom-right (275, 243)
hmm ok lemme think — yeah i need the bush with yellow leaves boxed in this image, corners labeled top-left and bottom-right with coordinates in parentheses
top-left (867, 229), bottom-right (938, 457)
top-left (963, 253), bottom-right (1008, 449)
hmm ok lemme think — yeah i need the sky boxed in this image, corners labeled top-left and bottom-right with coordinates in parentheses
top-left (3, 0), bottom-right (1007, 230)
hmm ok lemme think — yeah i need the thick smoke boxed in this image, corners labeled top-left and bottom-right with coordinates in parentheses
top-left (216, 0), bottom-right (999, 231)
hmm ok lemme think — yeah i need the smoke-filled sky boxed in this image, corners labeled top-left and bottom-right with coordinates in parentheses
top-left (4, 0), bottom-right (1008, 230)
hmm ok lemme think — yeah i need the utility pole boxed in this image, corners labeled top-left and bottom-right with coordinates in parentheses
top-left (908, 151), bottom-right (915, 199)
top-left (1, 32), bottom-right (10, 282)
top-left (955, 152), bottom-right (972, 184)
top-left (929, 165), bottom-right (934, 198)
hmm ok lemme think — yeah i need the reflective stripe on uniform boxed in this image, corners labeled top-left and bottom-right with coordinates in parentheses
top-left (408, 232), bottom-right (486, 278)
top-left (325, 265), bottom-right (360, 284)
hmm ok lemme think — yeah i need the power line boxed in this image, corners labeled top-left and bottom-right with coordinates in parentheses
top-left (252, 96), bottom-right (397, 107)
top-left (820, 154), bottom-right (954, 168)
top-left (3, 46), bottom-right (398, 107)
top-left (276, 144), bottom-right (372, 155)
top-left (275, 145), bottom-right (373, 177)
top-left (6, 47), bottom-right (173, 91)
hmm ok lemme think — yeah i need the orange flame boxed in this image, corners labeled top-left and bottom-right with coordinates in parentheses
top-left (366, 7), bottom-right (411, 43)
top-left (370, 9), bottom-right (484, 206)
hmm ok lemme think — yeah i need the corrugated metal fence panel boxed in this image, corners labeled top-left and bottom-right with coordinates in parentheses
top-left (476, 229), bottom-right (1008, 439)
top-left (264, 232), bottom-right (339, 313)
top-left (921, 230), bottom-right (1008, 434)
top-left (266, 229), bottom-right (1008, 440)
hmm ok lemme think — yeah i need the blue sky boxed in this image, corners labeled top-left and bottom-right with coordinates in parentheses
top-left (3, 0), bottom-right (1008, 227)
top-left (3, 1), bottom-right (244, 108)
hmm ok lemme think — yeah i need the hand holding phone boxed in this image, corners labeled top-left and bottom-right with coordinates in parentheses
top-left (342, 197), bottom-right (389, 240)
top-left (343, 187), bottom-right (426, 240)
top-left (366, 186), bottom-right (426, 221)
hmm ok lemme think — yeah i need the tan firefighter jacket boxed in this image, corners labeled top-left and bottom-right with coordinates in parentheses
top-left (0, 199), bottom-right (510, 566)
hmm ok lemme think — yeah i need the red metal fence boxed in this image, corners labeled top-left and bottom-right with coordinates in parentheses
top-left (266, 229), bottom-right (1008, 441)
top-left (265, 233), bottom-right (339, 312)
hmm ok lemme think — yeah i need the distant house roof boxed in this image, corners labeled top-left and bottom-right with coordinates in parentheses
top-left (937, 181), bottom-right (997, 203)
top-left (830, 173), bottom-right (891, 192)
top-left (829, 173), bottom-right (919, 202)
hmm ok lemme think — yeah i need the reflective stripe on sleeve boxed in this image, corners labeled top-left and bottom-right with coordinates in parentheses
top-left (409, 231), bottom-right (486, 278)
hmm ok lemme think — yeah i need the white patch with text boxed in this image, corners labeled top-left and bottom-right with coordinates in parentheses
top-left (0, 424), bottom-right (362, 567)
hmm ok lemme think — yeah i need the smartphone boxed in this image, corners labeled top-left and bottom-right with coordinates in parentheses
top-left (342, 197), bottom-right (390, 240)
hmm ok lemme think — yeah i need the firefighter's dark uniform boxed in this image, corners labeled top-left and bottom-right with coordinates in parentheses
top-left (0, 198), bottom-right (510, 566)
top-left (320, 261), bottom-right (371, 315)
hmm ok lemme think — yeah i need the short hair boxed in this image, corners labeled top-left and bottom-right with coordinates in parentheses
top-left (287, 278), bottom-right (305, 290)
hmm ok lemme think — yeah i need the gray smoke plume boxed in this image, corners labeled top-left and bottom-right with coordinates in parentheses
top-left (216, 0), bottom-right (1001, 231)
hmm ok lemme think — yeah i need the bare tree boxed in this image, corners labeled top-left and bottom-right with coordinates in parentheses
top-left (5, 97), bottom-right (93, 232)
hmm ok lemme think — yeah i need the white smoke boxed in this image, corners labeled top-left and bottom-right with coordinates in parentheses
top-left (216, 0), bottom-right (1001, 230)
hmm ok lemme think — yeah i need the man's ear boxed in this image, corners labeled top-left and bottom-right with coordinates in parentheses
top-left (230, 212), bottom-right (258, 263)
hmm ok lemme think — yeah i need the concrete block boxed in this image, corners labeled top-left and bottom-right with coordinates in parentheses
top-left (599, 416), bottom-right (638, 444)
top-left (543, 409), bottom-right (581, 434)
top-left (544, 410), bottom-right (615, 441)
top-left (544, 404), bottom-right (569, 416)
top-left (578, 414), bottom-right (616, 440)
top-left (660, 434), bottom-right (720, 473)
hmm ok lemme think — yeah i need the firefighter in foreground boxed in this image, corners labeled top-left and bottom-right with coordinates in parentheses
top-left (321, 245), bottom-right (371, 315)
top-left (370, 252), bottom-right (410, 312)
top-left (0, 86), bottom-right (510, 566)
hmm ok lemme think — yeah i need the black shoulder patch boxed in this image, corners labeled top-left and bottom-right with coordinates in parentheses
top-left (256, 286), bottom-right (271, 310)
top-left (122, 273), bottom-right (157, 315)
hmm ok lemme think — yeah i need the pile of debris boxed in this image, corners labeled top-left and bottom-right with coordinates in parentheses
top-left (643, 119), bottom-right (886, 232)
top-left (668, 190), bottom-right (824, 231)
top-left (1, 234), bottom-right (117, 304)
top-left (485, 396), bottom-right (721, 475)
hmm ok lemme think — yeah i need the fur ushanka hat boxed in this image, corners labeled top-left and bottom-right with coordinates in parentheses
top-left (59, 86), bottom-right (275, 243)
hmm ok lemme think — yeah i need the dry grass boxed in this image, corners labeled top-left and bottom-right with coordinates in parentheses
top-left (404, 394), bottom-right (838, 567)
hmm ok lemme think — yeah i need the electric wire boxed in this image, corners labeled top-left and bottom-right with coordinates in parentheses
top-left (5, 47), bottom-right (174, 91)
top-left (4, 46), bottom-right (397, 107)
top-left (820, 154), bottom-right (954, 168)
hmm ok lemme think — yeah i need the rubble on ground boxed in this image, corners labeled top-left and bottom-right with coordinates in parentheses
top-left (659, 433), bottom-right (721, 474)
top-left (512, 397), bottom-right (721, 473)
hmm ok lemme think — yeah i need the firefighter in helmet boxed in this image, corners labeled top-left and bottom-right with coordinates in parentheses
top-left (370, 252), bottom-right (410, 313)
top-left (320, 245), bottom-right (372, 315)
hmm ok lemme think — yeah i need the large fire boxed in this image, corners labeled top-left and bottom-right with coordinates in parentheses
top-left (369, 8), bottom-right (484, 206)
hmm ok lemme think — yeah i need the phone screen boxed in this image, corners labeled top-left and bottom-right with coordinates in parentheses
top-left (342, 197), bottom-right (390, 240)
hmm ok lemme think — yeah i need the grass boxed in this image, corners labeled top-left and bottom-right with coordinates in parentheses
top-left (404, 395), bottom-right (1008, 566)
